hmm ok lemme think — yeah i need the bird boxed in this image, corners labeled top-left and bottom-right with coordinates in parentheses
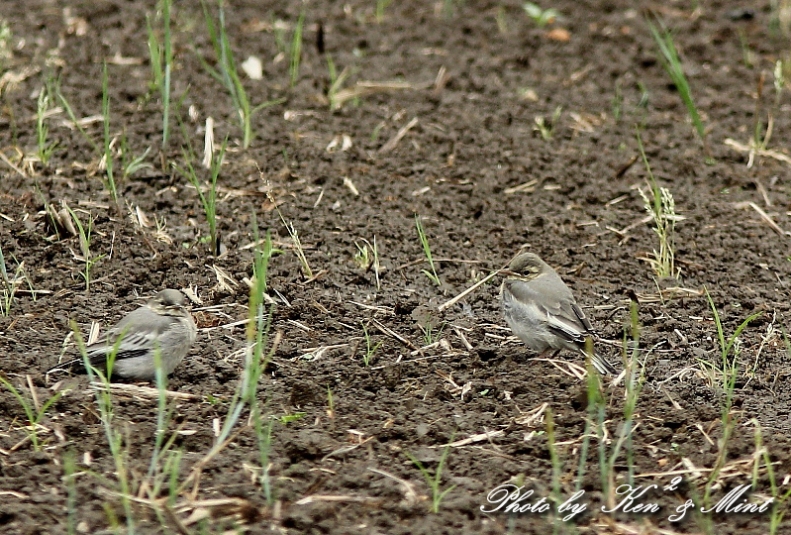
top-left (48, 289), bottom-right (197, 381)
top-left (500, 252), bottom-right (617, 375)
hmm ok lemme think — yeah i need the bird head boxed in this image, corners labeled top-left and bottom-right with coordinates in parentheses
top-left (500, 252), bottom-right (549, 282)
top-left (149, 289), bottom-right (189, 315)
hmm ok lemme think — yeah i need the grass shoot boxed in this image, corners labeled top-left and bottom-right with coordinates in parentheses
top-left (353, 240), bottom-right (371, 270)
top-left (752, 419), bottom-right (791, 533)
top-left (277, 211), bottom-right (313, 279)
top-left (0, 243), bottom-right (28, 317)
top-left (647, 18), bottom-right (705, 143)
top-left (178, 257), bottom-right (276, 503)
top-left (327, 54), bottom-right (352, 111)
top-left (361, 322), bottom-right (382, 366)
top-left (101, 62), bottom-right (118, 203)
top-left (620, 302), bottom-right (645, 486)
top-left (146, 0), bottom-right (173, 146)
top-left (289, 10), bottom-right (305, 88)
top-left (352, 237), bottom-right (382, 290)
top-left (35, 81), bottom-right (58, 166)
top-left (701, 288), bottom-right (762, 506)
top-left (415, 215), bottom-right (440, 286)
top-left (201, 1), bottom-right (285, 148)
top-left (53, 79), bottom-right (100, 153)
top-left (574, 338), bottom-right (596, 494)
top-left (190, 216), bottom-right (278, 504)
top-left (175, 136), bottom-right (227, 255)
top-left (326, 385), bottom-right (334, 419)
top-left (71, 323), bottom-right (135, 532)
top-left (254, 410), bottom-right (275, 504)
top-left (0, 375), bottom-right (63, 451)
top-left (63, 450), bottom-right (78, 534)
top-left (418, 320), bottom-right (443, 346)
top-left (636, 131), bottom-right (684, 279)
top-left (534, 106), bottom-right (562, 141)
top-left (375, 0), bottom-right (393, 23)
top-left (371, 236), bottom-right (381, 290)
top-left (119, 131), bottom-right (153, 179)
top-left (405, 443), bottom-right (456, 513)
top-left (64, 207), bottom-right (104, 292)
top-left (545, 407), bottom-right (564, 529)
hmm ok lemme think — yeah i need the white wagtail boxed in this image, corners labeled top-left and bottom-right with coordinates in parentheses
top-left (48, 289), bottom-right (197, 381)
top-left (500, 253), bottom-right (617, 375)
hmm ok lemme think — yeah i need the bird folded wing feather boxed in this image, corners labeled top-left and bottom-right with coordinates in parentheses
top-left (49, 330), bottom-right (156, 375)
top-left (544, 306), bottom-right (587, 345)
top-left (570, 302), bottom-right (595, 333)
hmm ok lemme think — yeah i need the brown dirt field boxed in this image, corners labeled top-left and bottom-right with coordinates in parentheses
top-left (1, 1), bottom-right (791, 533)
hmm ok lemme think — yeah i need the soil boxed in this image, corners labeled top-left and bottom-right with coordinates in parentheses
top-left (1, 0), bottom-right (791, 533)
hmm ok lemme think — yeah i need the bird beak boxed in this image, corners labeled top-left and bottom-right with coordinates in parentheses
top-left (499, 269), bottom-right (520, 277)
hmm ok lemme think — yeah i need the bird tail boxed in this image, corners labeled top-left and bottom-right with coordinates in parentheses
top-left (46, 358), bottom-right (87, 377)
top-left (581, 349), bottom-right (618, 376)
top-left (47, 351), bottom-right (112, 377)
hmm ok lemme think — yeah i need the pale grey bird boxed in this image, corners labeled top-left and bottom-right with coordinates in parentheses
top-left (500, 253), bottom-right (617, 375)
top-left (48, 289), bottom-right (197, 381)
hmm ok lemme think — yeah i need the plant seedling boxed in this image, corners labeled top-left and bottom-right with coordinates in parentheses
top-left (636, 131), bottom-right (684, 279)
top-left (415, 215), bottom-right (440, 286)
top-left (54, 79), bottom-right (100, 153)
top-left (35, 82), bottom-right (58, 166)
top-left (405, 442), bottom-right (456, 513)
top-left (277, 210), bottom-right (312, 279)
top-left (353, 237), bottom-right (382, 289)
top-left (119, 131), bottom-right (153, 179)
top-left (101, 63), bottom-right (118, 203)
top-left (523, 2), bottom-right (560, 27)
top-left (0, 244), bottom-right (30, 317)
top-left (647, 18), bottom-right (705, 144)
top-left (418, 320), bottom-right (444, 346)
top-left (353, 240), bottom-right (371, 270)
top-left (200, 1), bottom-right (285, 148)
top-left (64, 207), bottom-right (104, 292)
top-left (279, 412), bottom-right (305, 424)
top-left (289, 10), bottom-right (305, 88)
top-left (326, 54), bottom-right (352, 111)
top-left (361, 322), bottom-right (382, 366)
top-left (700, 288), bottom-right (762, 507)
top-left (253, 405), bottom-right (275, 504)
top-left (71, 322), bottom-right (135, 532)
top-left (174, 136), bottom-right (227, 255)
top-left (0, 375), bottom-right (63, 451)
top-left (534, 106), bottom-right (562, 141)
top-left (375, 0), bottom-right (393, 23)
top-left (146, 0), bottom-right (173, 146)
top-left (326, 386), bottom-right (334, 419)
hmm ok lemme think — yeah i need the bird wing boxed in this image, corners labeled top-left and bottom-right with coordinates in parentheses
top-left (108, 307), bottom-right (174, 340)
top-left (570, 302), bottom-right (595, 333)
top-left (47, 307), bottom-right (176, 375)
top-left (544, 303), bottom-right (588, 345)
top-left (88, 307), bottom-right (176, 361)
top-left (504, 275), bottom-right (591, 345)
top-left (503, 275), bottom-right (616, 375)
